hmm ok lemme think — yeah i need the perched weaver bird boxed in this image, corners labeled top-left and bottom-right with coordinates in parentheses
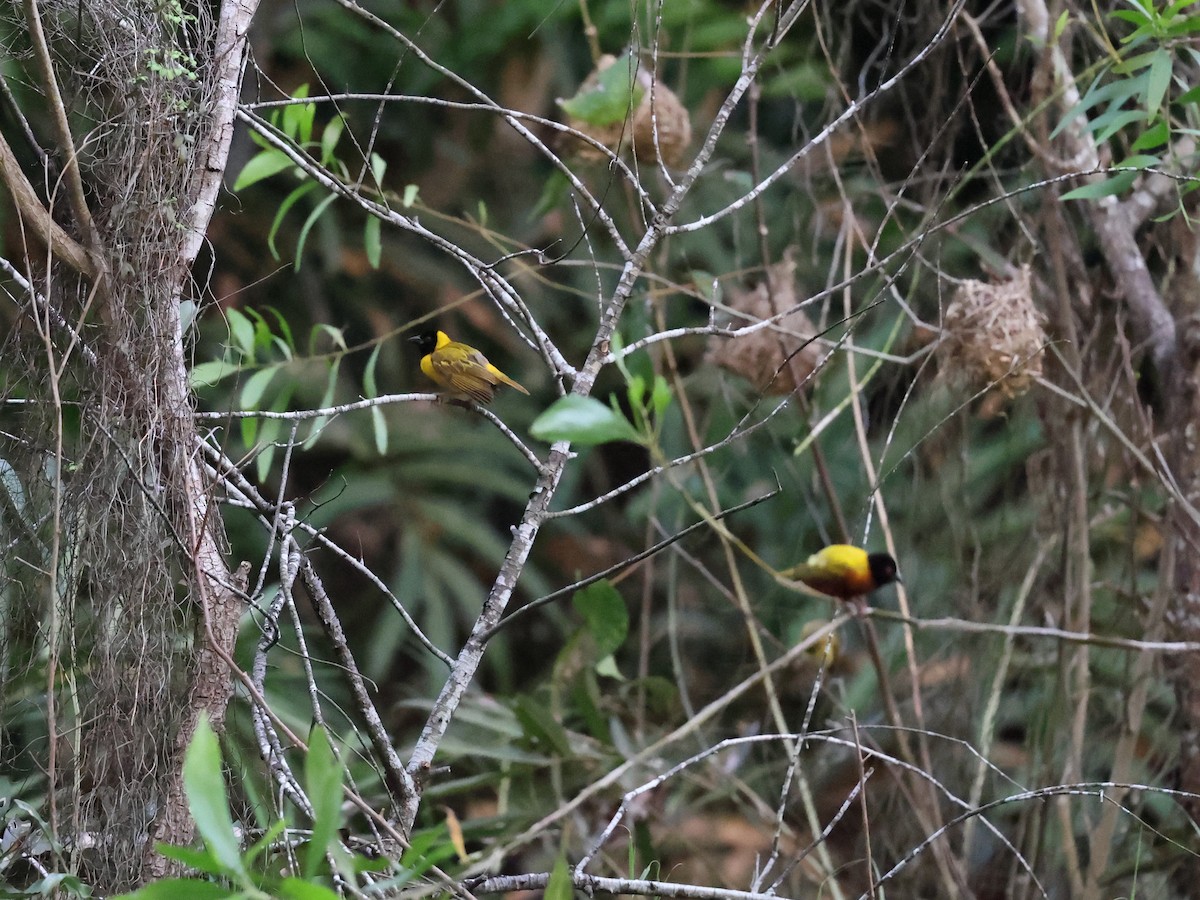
top-left (780, 544), bottom-right (899, 605)
top-left (409, 329), bottom-right (530, 404)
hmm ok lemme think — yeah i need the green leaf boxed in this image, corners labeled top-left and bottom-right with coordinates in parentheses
top-left (1061, 169), bottom-right (1139, 200)
top-left (545, 856), bottom-right (574, 900)
top-left (239, 365), bottom-right (278, 413)
top-left (1131, 118), bottom-right (1170, 150)
top-left (189, 359), bottom-right (238, 389)
top-left (371, 405), bottom-right (388, 456)
top-left (364, 216), bottom-right (382, 269)
top-left (1176, 83), bottom-right (1200, 105)
top-left (155, 842), bottom-right (228, 876)
top-left (294, 191), bottom-right (339, 272)
top-left (226, 308), bottom-right (256, 359)
top-left (1053, 9), bottom-right (1070, 41)
top-left (402, 183), bottom-right (419, 207)
top-left (530, 395), bottom-right (643, 446)
top-left (370, 153), bottom-right (387, 186)
top-left (233, 149), bottom-right (294, 191)
top-left (303, 358), bottom-right (341, 450)
top-left (268, 180), bottom-right (320, 261)
top-left (560, 54), bottom-right (645, 126)
top-left (282, 84), bottom-right (315, 144)
top-left (183, 717), bottom-right (246, 880)
top-left (1145, 47), bottom-right (1173, 115)
top-left (109, 878), bottom-right (231, 899)
top-left (303, 728), bottom-right (344, 879)
top-left (320, 115), bottom-right (345, 165)
top-left (572, 580), bottom-right (628, 659)
top-left (275, 877), bottom-right (343, 900)
top-left (650, 375), bottom-right (672, 417)
top-left (513, 696), bottom-right (572, 756)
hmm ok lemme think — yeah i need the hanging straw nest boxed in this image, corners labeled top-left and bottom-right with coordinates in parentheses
top-left (560, 54), bottom-right (692, 167)
top-left (705, 252), bottom-right (822, 395)
top-left (939, 266), bottom-right (1046, 398)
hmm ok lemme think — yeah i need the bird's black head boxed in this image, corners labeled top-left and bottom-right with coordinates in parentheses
top-left (408, 330), bottom-right (438, 355)
top-left (867, 553), bottom-right (899, 589)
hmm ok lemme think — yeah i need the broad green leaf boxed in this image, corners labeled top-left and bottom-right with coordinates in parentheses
top-left (560, 54), bottom-right (645, 126)
top-left (364, 215), bottom-right (382, 269)
top-left (530, 395), bottom-right (642, 446)
top-left (303, 727), bottom-right (344, 879)
top-left (233, 149), bottom-right (294, 192)
top-left (1061, 170), bottom-right (1139, 200)
top-left (109, 878), bottom-right (230, 899)
top-left (320, 115), bottom-right (345, 165)
top-left (276, 877), bottom-right (343, 900)
top-left (189, 359), bottom-right (238, 388)
top-left (226, 308), bottom-right (256, 359)
top-left (573, 580), bottom-right (628, 659)
top-left (182, 717), bottom-right (246, 879)
top-left (1131, 119), bottom-right (1169, 150)
top-left (154, 843), bottom-right (227, 876)
top-left (402, 183), bottom-right (419, 207)
top-left (1178, 83), bottom-right (1200, 105)
top-left (239, 366), bottom-right (278, 413)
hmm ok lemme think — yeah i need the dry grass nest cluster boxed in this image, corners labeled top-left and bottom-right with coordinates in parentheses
top-left (939, 266), bottom-right (1046, 398)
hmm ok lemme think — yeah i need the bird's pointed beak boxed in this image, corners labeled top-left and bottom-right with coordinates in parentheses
top-left (407, 335), bottom-right (422, 344)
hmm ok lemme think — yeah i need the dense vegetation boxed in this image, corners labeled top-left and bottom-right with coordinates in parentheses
top-left (3, 0), bottom-right (1200, 897)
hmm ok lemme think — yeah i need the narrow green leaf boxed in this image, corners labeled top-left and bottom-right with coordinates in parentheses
top-left (573, 580), bottom-right (628, 658)
top-left (364, 215), bottom-right (382, 269)
top-left (311, 323), bottom-right (348, 353)
top-left (513, 696), bottom-right (572, 756)
top-left (370, 152), bottom-right (387, 186)
top-left (1145, 47), bottom-right (1173, 116)
top-left (268, 181), bottom-right (320, 261)
top-left (294, 191), bottom-right (339, 272)
top-left (530, 395), bottom-right (643, 446)
top-left (544, 856), bottom-right (574, 900)
top-left (371, 405), bottom-right (388, 456)
top-left (182, 717), bottom-right (246, 879)
top-left (232, 149), bottom-right (294, 192)
top-left (651, 375), bottom-right (672, 417)
top-left (303, 728), bottom-right (344, 879)
top-left (303, 358), bottom-right (341, 450)
top-left (1053, 9), bottom-right (1070, 41)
